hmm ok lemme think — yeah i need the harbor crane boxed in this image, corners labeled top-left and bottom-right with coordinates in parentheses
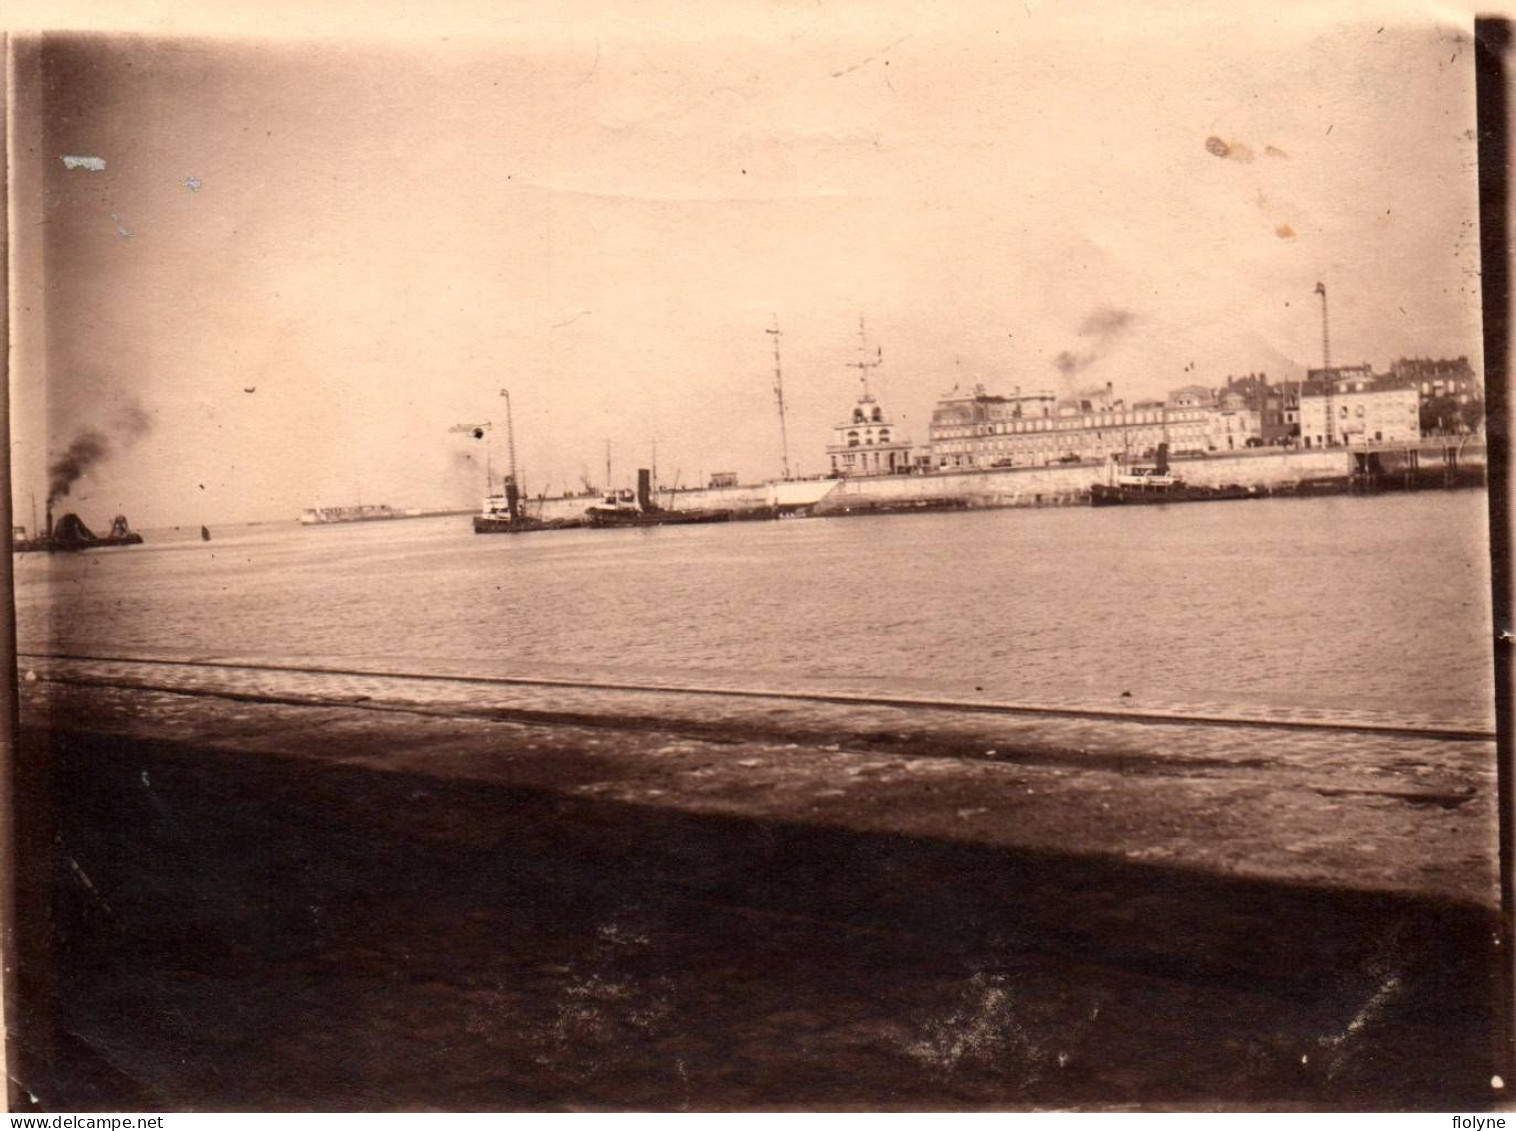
top-left (1316, 281), bottom-right (1335, 446)
top-left (767, 316), bottom-right (792, 481)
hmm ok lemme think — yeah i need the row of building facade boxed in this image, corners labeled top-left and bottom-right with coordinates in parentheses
top-left (824, 356), bottom-right (1482, 477)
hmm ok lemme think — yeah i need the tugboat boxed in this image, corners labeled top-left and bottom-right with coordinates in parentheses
top-left (1090, 444), bottom-right (1256, 507)
top-left (473, 478), bottom-right (577, 534)
top-left (585, 469), bottom-right (734, 528)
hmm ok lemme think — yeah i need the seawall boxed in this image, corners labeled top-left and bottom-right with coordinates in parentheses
top-left (521, 442), bottom-right (1485, 521)
top-left (815, 448), bottom-right (1358, 511)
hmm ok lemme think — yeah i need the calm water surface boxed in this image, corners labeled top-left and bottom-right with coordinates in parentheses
top-left (16, 492), bottom-right (1495, 721)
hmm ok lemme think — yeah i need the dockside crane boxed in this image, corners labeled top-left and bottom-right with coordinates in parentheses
top-left (500, 388), bottom-right (519, 487)
top-left (767, 316), bottom-right (792, 481)
top-left (1316, 281), bottom-right (1334, 446)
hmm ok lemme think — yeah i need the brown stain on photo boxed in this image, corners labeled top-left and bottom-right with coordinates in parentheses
top-left (1204, 135), bottom-right (1254, 162)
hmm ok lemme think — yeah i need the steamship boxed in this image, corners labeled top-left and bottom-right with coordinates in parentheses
top-left (584, 469), bottom-right (734, 528)
top-left (1089, 444), bottom-right (1257, 507)
top-left (473, 477), bottom-right (586, 533)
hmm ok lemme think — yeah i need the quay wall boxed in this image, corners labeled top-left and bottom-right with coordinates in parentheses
top-left (1163, 448), bottom-right (1351, 488)
top-left (522, 442), bottom-right (1484, 521)
top-left (526, 482), bottom-right (781, 522)
top-left (815, 448), bottom-right (1357, 511)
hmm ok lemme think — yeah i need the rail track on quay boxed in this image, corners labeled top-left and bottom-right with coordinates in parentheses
top-left (17, 650), bottom-right (1495, 744)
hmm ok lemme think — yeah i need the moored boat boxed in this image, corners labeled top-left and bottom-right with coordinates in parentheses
top-left (473, 479), bottom-right (580, 534)
top-left (1090, 444), bottom-right (1259, 507)
top-left (585, 470), bottom-right (734, 528)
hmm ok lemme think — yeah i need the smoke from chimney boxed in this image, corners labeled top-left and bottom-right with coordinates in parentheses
top-left (46, 430), bottom-right (110, 508)
top-left (45, 397), bottom-right (154, 508)
top-left (1053, 307), bottom-right (1138, 385)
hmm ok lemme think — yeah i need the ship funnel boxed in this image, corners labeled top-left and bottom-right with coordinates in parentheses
top-left (44, 505), bottom-right (53, 540)
top-left (636, 468), bottom-right (652, 511)
top-left (1155, 442), bottom-right (1170, 476)
top-left (505, 479), bottom-right (521, 523)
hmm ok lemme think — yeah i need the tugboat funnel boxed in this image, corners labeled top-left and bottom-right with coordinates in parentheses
top-left (636, 468), bottom-right (652, 511)
top-left (1155, 442), bottom-right (1170, 476)
top-left (505, 480), bottom-right (521, 523)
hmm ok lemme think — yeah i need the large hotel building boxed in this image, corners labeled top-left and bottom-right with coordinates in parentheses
top-left (926, 382), bottom-right (1212, 471)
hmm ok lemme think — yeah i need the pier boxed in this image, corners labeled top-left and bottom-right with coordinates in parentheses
top-left (12, 656), bottom-right (1500, 1110)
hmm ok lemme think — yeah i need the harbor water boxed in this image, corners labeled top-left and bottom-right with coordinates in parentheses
top-left (14, 491), bottom-right (1495, 728)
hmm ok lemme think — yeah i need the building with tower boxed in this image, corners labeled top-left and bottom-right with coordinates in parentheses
top-left (825, 320), bottom-right (914, 477)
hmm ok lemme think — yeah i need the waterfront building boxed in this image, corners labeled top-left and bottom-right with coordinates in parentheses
top-left (1389, 356), bottom-right (1484, 434)
top-left (1206, 392), bottom-right (1262, 453)
top-left (1304, 362), bottom-right (1376, 387)
top-left (1166, 384), bottom-right (1215, 409)
top-left (825, 385), bottom-right (913, 477)
top-left (1297, 373), bottom-right (1420, 447)
top-left (927, 382), bottom-right (1210, 469)
top-left (1389, 356), bottom-right (1481, 400)
top-left (1219, 373), bottom-right (1291, 445)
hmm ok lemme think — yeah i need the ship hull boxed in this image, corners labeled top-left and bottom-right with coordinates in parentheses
top-left (586, 508), bottom-right (734, 529)
top-left (14, 533), bottom-right (144, 553)
top-left (472, 515), bottom-right (584, 534)
top-left (1090, 483), bottom-right (1257, 507)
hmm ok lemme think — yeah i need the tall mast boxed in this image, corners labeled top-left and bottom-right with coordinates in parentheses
top-left (1315, 282), bottom-right (1334, 446)
top-left (766, 316), bottom-right (791, 481)
top-left (847, 315), bottom-right (883, 399)
top-left (500, 389), bottom-right (518, 487)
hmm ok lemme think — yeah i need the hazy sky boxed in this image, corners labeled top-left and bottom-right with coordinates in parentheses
top-left (8, 3), bottom-right (1485, 526)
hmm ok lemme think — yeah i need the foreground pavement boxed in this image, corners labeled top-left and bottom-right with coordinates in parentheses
top-left (9, 661), bottom-right (1505, 1110)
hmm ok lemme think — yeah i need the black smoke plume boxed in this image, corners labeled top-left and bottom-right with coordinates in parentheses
top-left (1053, 307), bottom-right (1138, 383)
top-left (45, 398), bottom-right (154, 506)
top-left (47, 430), bottom-right (110, 507)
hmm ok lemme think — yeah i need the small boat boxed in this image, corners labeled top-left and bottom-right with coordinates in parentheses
top-left (201, 525), bottom-right (212, 542)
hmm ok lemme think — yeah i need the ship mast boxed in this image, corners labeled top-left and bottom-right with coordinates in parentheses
top-left (766, 316), bottom-right (791, 481)
top-left (847, 315), bottom-right (883, 400)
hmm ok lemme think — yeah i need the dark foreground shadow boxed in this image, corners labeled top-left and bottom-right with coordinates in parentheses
top-left (11, 726), bottom-right (1502, 1110)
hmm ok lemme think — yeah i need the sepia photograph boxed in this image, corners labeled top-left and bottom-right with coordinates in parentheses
top-left (3, 0), bottom-right (1508, 1112)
